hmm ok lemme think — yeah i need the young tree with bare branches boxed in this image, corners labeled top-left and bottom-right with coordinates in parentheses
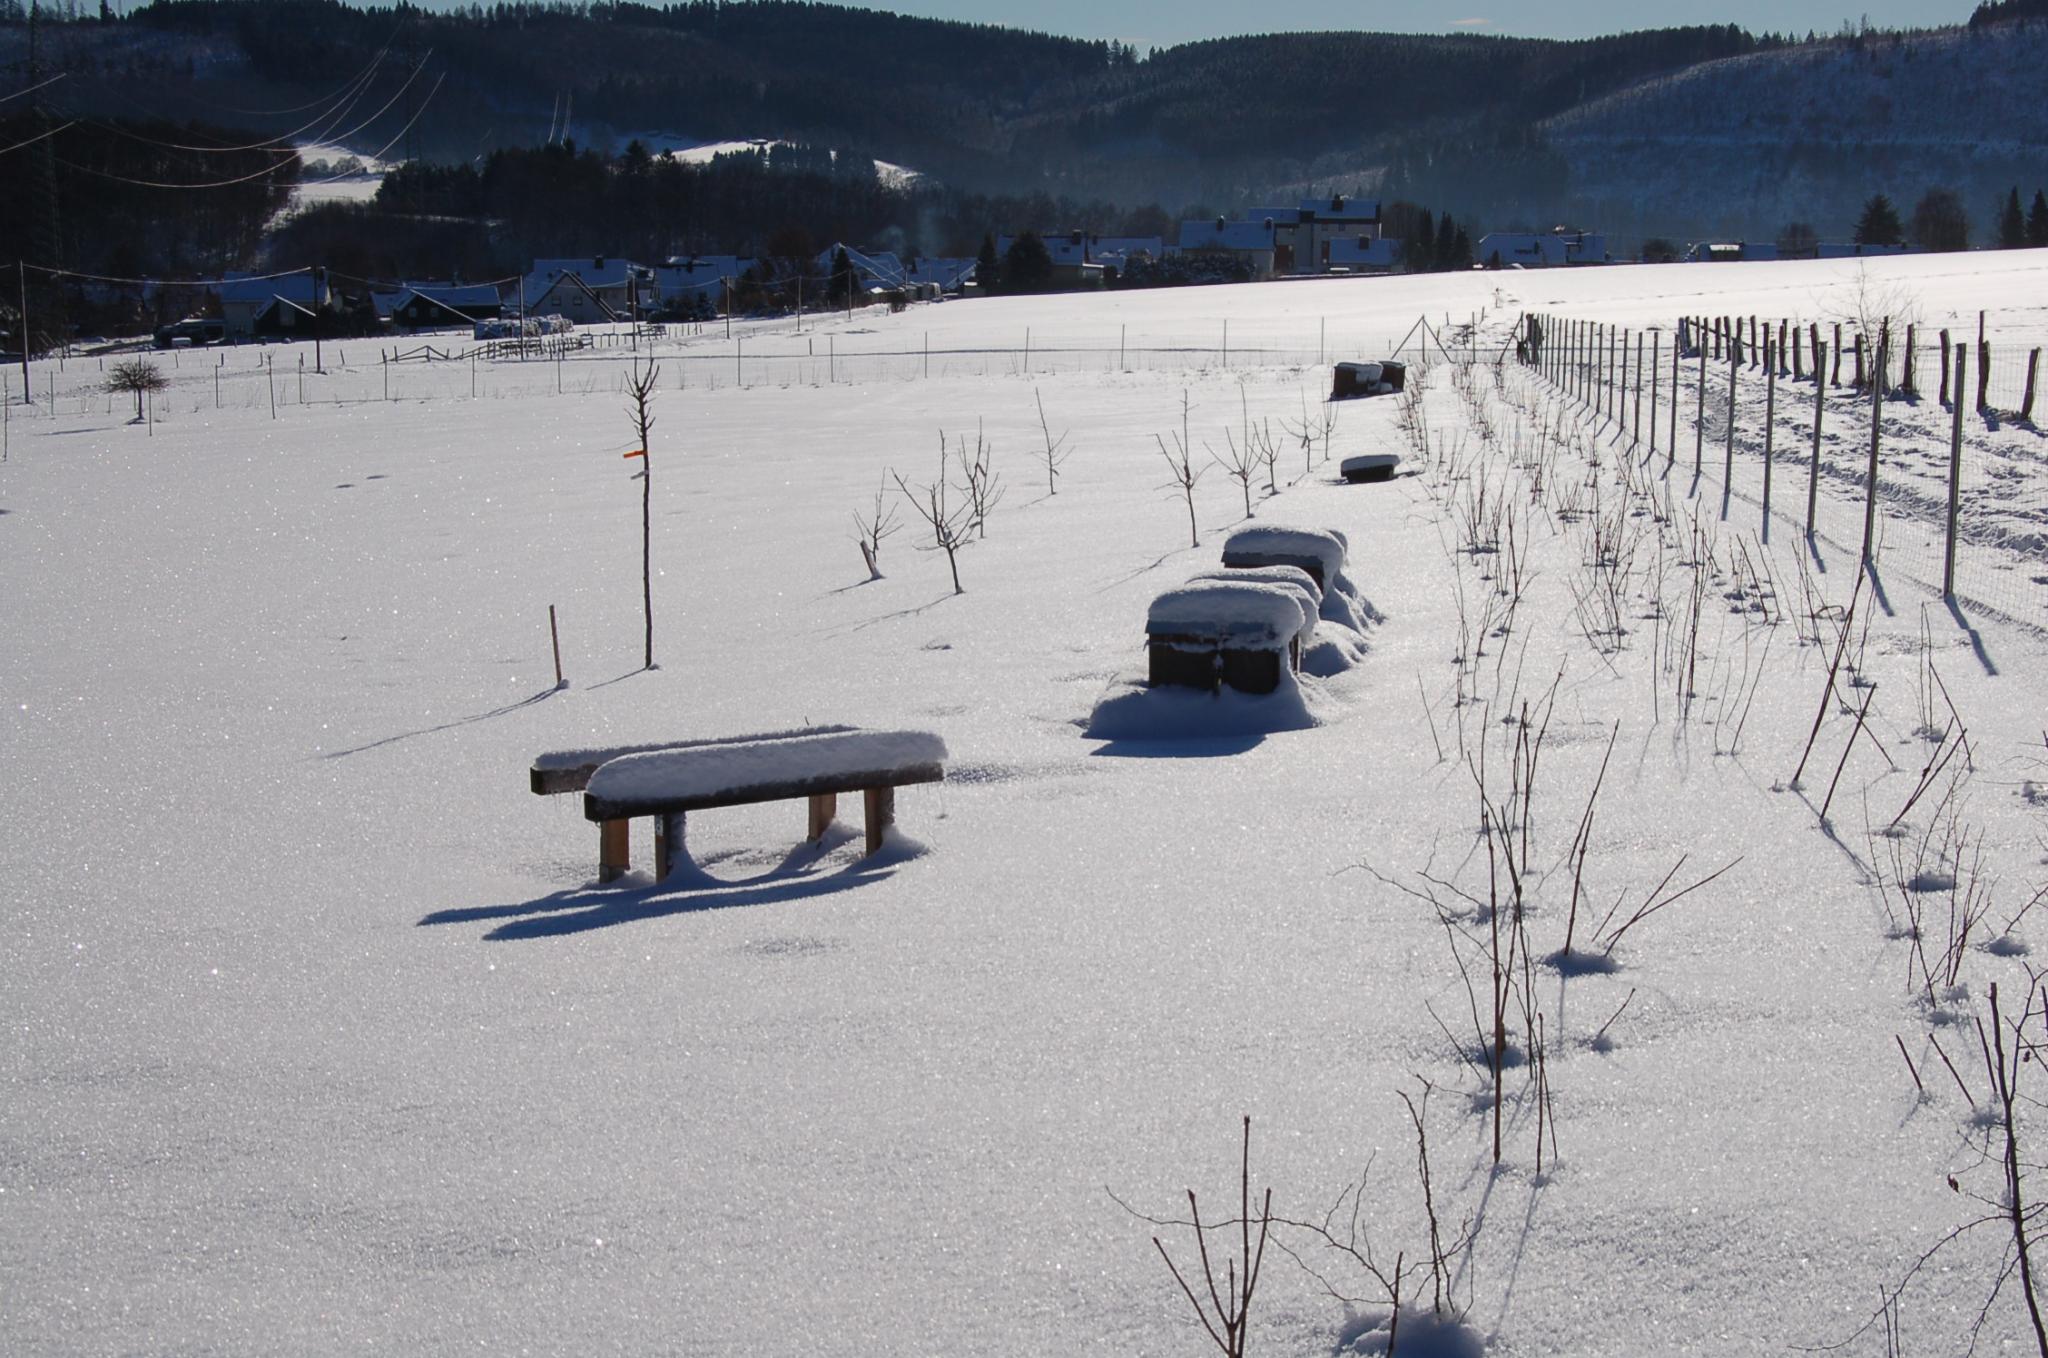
top-left (625, 360), bottom-right (660, 669)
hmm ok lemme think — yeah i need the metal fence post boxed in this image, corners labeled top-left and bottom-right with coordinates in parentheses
top-left (1945, 346), bottom-right (1966, 598)
top-left (1861, 337), bottom-right (1887, 566)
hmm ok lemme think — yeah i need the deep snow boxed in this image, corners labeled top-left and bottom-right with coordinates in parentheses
top-left (5, 254), bottom-right (2048, 1356)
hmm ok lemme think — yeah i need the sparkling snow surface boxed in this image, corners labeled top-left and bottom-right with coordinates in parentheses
top-left (6, 253), bottom-right (2048, 1355)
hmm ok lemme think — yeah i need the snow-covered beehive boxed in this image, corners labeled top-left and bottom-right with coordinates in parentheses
top-left (1144, 579), bottom-right (1311, 695)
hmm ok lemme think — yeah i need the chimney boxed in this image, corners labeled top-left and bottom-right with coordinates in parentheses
top-left (1216, 215), bottom-right (1227, 231)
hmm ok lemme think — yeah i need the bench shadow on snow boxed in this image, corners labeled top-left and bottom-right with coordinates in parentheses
top-left (419, 824), bottom-right (915, 940)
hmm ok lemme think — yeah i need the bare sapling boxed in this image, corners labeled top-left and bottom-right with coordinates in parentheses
top-left (1212, 429), bottom-right (1258, 518)
top-left (1033, 387), bottom-right (1073, 494)
top-left (892, 440), bottom-right (972, 594)
top-left (1143, 1115), bottom-right (1272, 1358)
top-left (853, 474), bottom-right (901, 580)
top-left (955, 424), bottom-right (1005, 538)
top-left (1158, 392), bottom-right (1204, 547)
top-left (625, 359), bottom-right (660, 669)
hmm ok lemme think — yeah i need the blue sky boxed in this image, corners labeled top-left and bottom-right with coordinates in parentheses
top-left (395, 0), bottom-right (1975, 47)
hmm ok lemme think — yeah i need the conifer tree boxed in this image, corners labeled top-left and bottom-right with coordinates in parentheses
top-left (1854, 194), bottom-right (1903, 247)
top-left (2029, 190), bottom-right (2048, 248)
top-left (1998, 187), bottom-right (2027, 248)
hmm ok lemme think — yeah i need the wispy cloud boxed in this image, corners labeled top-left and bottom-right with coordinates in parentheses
top-left (1448, 17), bottom-right (1494, 27)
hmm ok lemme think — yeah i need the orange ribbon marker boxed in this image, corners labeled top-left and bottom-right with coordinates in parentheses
top-left (623, 449), bottom-right (645, 459)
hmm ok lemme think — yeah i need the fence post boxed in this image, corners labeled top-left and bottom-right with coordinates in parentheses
top-left (1945, 346), bottom-right (1966, 598)
top-left (1762, 335), bottom-right (1776, 538)
top-left (1618, 328), bottom-right (1630, 430)
top-left (1902, 323), bottom-right (1915, 397)
top-left (1977, 331), bottom-right (1991, 413)
top-left (1853, 332), bottom-right (1865, 390)
top-left (1793, 320), bottom-right (1804, 381)
top-left (1724, 341), bottom-right (1739, 489)
top-left (1633, 331), bottom-right (1644, 447)
top-left (1940, 330), bottom-right (1952, 406)
top-left (1669, 328), bottom-right (1679, 466)
top-left (1695, 340), bottom-right (1706, 473)
top-left (1861, 336), bottom-right (1887, 566)
top-left (1832, 324), bottom-right (1843, 385)
top-left (2024, 349), bottom-right (2039, 421)
top-left (1808, 341), bottom-right (1826, 537)
top-left (1647, 331), bottom-right (1659, 458)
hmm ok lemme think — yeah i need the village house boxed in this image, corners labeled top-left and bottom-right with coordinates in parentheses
top-left (374, 282), bottom-right (505, 329)
top-left (652, 256), bottom-right (751, 314)
top-left (1174, 218), bottom-right (1279, 280)
top-left (219, 270), bottom-right (339, 338)
top-left (517, 257), bottom-right (651, 323)
top-left (1285, 196), bottom-right (1383, 273)
top-left (1475, 228), bottom-right (1609, 268)
top-left (1322, 236), bottom-right (1403, 273)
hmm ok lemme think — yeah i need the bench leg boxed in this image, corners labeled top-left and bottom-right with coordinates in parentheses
top-left (862, 786), bottom-right (895, 856)
top-left (597, 818), bottom-right (630, 883)
top-left (807, 792), bottom-right (838, 842)
top-left (654, 811), bottom-right (688, 880)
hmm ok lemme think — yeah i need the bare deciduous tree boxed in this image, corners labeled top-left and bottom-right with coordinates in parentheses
top-left (625, 359), bottom-right (660, 669)
top-left (1158, 390), bottom-right (1204, 547)
top-left (955, 424), bottom-right (1004, 539)
top-left (853, 474), bottom-right (901, 581)
top-left (105, 358), bottom-right (168, 422)
top-left (893, 443), bottom-right (972, 594)
top-left (1033, 387), bottom-right (1073, 495)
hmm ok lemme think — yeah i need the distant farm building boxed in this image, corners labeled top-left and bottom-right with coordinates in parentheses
top-left (220, 271), bottom-right (339, 338)
top-left (378, 283), bottom-right (504, 329)
top-left (1476, 228), bottom-right (1609, 268)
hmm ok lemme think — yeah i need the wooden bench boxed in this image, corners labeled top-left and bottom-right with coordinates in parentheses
top-left (530, 726), bottom-right (859, 882)
top-left (574, 729), bottom-right (948, 882)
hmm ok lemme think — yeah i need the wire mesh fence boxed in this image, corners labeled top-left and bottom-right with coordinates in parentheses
top-left (1523, 311), bottom-right (2048, 629)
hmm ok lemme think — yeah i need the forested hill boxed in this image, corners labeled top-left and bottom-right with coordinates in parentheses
top-left (1, 0), bottom-right (1774, 206)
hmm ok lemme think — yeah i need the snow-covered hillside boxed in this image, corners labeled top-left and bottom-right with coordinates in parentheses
top-left (5, 255), bottom-right (2048, 1356)
top-left (1543, 24), bottom-right (2048, 242)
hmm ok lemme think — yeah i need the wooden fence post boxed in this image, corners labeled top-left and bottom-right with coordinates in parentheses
top-left (1724, 342), bottom-right (1739, 489)
top-left (1853, 332), bottom-right (1865, 390)
top-left (1976, 311), bottom-right (1988, 413)
top-left (1695, 341), bottom-right (1707, 473)
top-left (1902, 323), bottom-right (1915, 396)
top-left (1940, 330), bottom-right (1952, 406)
top-left (1669, 327), bottom-right (1680, 466)
top-left (1762, 336), bottom-right (1776, 538)
top-left (1634, 332), bottom-right (1645, 447)
top-left (1861, 336), bottom-right (1887, 566)
top-left (1808, 341), bottom-right (1827, 536)
top-left (1832, 324), bottom-right (1843, 385)
top-left (1648, 331), bottom-right (1659, 459)
top-left (1945, 346), bottom-right (1966, 599)
top-left (2024, 349), bottom-right (2039, 422)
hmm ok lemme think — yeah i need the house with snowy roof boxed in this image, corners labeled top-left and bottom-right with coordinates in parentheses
top-left (1323, 236), bottom-right (1403, 273)
top-left (652, 256), bottom-right (751, 313)
top-left (518, 257), bottom-right (652, 322)
top-left (1475, 229), bottom-right (1609, 268)
top-left (378, 282), bottom-right (504, 329)
top-left (219, 270), bottom-right (338, 338)
top-left (1175, 218), bottom-right (1279, 280)
top-left (1289, 196), bottom-right (1382, 274)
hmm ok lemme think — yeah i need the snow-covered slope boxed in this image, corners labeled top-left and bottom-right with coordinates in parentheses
top-left (1542, 23), bottom-right (2048, 241)
top-left (5, 255), bottom-right (2048, 1356)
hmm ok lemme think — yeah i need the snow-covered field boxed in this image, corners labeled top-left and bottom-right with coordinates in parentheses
top-left (5, 253), bottom-right (2048, 1355)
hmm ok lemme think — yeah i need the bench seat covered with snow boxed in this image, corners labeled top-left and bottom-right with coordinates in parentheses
top-left (1144, 580), bottom-right (1313, 695)
top-left (582, 728), bottom-right (948, 879)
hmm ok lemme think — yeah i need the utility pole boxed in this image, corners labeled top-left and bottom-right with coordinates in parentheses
top-left (27, 1), bottom-right (66, 361)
